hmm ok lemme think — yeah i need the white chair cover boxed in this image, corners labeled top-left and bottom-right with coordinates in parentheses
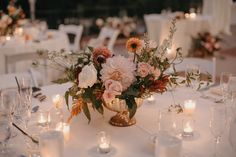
top-left (59, 24), bottom-right (84, 51)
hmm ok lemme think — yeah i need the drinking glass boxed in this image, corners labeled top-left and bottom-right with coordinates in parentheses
top-left (220, 72), bottom-right (231, 101)
top-left (209, 105), bottom-right (227, 157)
top-left (226, 75), bottom-right (236, 125)
top-left (0, 118), bottom-right (11, 154)
top-left (186, 64), bottom-right (200, 91)
top-left (18, 77), bottom-right (33, 129)
top-left (0, 89), bottom-right (20, 138)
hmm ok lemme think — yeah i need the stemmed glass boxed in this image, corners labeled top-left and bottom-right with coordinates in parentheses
top-left (17, 77), bottom-right (33, 129)
top-left (220, 72), bottom-right (232, 102)
top-left (209, 104), bottom-right (227, 157)
top-left (0, 89), bottom-right (19, 154)
top-left (0, 117), bottom-right (11, 154)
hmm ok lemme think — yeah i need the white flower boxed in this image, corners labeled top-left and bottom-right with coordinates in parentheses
top-left (149, 40), bottom-right (157, 49)
top-left (78, 64), bottom-right (97, 88)
top-left (100, 55), bottom-right (136, 90)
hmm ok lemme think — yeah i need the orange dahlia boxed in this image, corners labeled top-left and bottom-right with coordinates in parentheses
top-left (93, 47), bottom-right (112, 64)
top-left (126, 37), bottom-right (142, 53)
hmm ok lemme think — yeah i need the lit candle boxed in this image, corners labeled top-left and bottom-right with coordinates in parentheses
top-left (182, 119), bottom-right (194, 137)
top-left (184, 100), bottom-right (196, 116)
top-left (97, 131), bottom-right (111, 154)
top-left (38, 111), bottom-right (50, 126)
top-left (185, 13), bottom-right (190, 18)
top-left (189, 13), bottom-right (196, 19)
top-left (52, 94), bottom-right (63, 109)
top-left (55, 122), bottom-right (70, 141)
top-left (6, 36), bottom-right (11, 41)
top-left (147, 95), bottom-right (155, 103)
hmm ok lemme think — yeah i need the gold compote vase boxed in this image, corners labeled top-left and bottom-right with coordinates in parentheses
top-left (104, 98), bottom-right (143, 127)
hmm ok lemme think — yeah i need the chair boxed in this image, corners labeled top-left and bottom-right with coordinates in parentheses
top-left (4, 51), bottom-right (47, 85)
top-left (174, 57), bottom-right (216, 84)
top-left (88, 27), bottom-right (120, 52)
top-left (59, 24), bottom-right (83, 51)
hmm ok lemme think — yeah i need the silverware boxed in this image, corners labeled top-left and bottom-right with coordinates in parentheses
top-left (31, 105), bottom-right (39, 113)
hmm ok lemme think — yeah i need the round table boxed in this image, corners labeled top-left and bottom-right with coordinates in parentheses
top-left (10, 83), bottom-right (236, 157)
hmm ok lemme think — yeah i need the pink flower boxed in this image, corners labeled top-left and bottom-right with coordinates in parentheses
top-left (137, 62), bottom-right (151, 78)
top-left (102, 90), bottom-right (120, 103)
top-left (151, 67), bottom-right (161, 78)
top-left (105, 79), bottom-right (123, 93)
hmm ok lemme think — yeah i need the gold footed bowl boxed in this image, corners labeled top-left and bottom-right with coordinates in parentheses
top-left (104, 98), bottom-right (143, 127)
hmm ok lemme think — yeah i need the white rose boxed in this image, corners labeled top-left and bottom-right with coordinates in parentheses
top-left (78, 64), bottom-right (97, 88)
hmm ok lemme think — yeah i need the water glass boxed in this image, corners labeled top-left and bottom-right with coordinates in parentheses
top-left (209, 104), bottom-right (227, 157)
top-left (39, 131), bottom-right (64, 157)
top-left (220, 72), bottom-right (231, 101)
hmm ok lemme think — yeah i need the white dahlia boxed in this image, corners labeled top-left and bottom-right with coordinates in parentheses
top-left (100, 55), bottom-right (136, 91)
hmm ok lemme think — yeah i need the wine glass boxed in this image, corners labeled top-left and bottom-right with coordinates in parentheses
top-left (220, 72), bottom-right (232, 102)
top-left (226, 75), bottom-right (236, 125)
top-left (18, 77), bottom-right (33, 129)
top-left (186, 64), bottom-right (200, 91)
top-left (0, 118), bottom-right (11, 154)
top-left (0, 89), bottom-right (20, 138)
top-left (209, 105), bottom-right (227, 157)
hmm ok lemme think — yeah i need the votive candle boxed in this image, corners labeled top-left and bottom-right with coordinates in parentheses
top-left (97, 131), bottom-right (111, 154)
top-left (52, 94), bottom-right (63, 109)
top-left (184, 100), bottom-right (196, 116)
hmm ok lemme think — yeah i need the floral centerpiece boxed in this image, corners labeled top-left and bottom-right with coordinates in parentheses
top-left (189, 32), bottom-right (221, 58)
top-left (96, 16), bottom-right (137, 37)
top-left (0, 0), bottom-right (25, 36)
top-left (36, 19), bottom-right (210, 127)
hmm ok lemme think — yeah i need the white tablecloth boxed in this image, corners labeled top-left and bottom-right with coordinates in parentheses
top-left (9, 83), bottom-right (236, 157)
top-left (144, 14), bottom-right (211, 56)
top-left (0, 30), bottom-right (69, 75)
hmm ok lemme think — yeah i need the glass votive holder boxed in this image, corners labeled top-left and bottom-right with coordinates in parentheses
top-left (155, 132), bottom-right (182, 157)
top-left (39, 130), bottom-right (64, 157)
top-left (97, 131), bottom-right (111, 154)
top-left (52, 94), bottom-right (64, 109)
top-left (55, 122), bottom-right (70, 141)
top-left (38, 110), bottom-right (50, 127)
top-left (183, 99), bottom-right (196, 116)
top-left (182, 118), bottom-right (195, 137)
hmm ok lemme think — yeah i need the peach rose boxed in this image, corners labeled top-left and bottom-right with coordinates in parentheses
top-left (102, 90), bottom-right (120, 103)
top-left (151, 66), bottom-right (161, 78)
top-left (105, 79), bottom-right (123, 92)
top-left (137, 62), bottom-right (151, 78)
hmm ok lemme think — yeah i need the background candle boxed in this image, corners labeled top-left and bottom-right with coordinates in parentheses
top-left (52, 94), bottom-right (63, 109)
top-left (184, 100), bottom-right (196, 116)
top-left (55, 122), bottom-right (70, 141)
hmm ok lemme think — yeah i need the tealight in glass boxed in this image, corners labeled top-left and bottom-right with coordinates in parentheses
top-left (182, 118), bottom-right (195, 138)
top-left (97, 131), bottom-right (111, 154)
top-left (38, 110), bottom-right (50, 127)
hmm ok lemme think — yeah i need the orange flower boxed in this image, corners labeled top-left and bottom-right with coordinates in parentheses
top-left (126, 37), bottom-right (142, 53)
top-left (7, 6), bottom-right (16, 15)
top-left (93, 47), bottom-right (111, 64)
top-left (67, 97), bottom-right (84, 123)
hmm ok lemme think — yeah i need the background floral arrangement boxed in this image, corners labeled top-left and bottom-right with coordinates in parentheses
top-left (0, 0), bottom-right (25, 36)
top-left (95, 16), bottom-right (137, 37)
top-left (37, 19), bottom-right (210, 123)
top-left (189, 32), bottom-right (221, 58)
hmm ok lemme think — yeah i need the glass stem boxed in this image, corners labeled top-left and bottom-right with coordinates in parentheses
top-left (214, 136), bottom-right (220, 157)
